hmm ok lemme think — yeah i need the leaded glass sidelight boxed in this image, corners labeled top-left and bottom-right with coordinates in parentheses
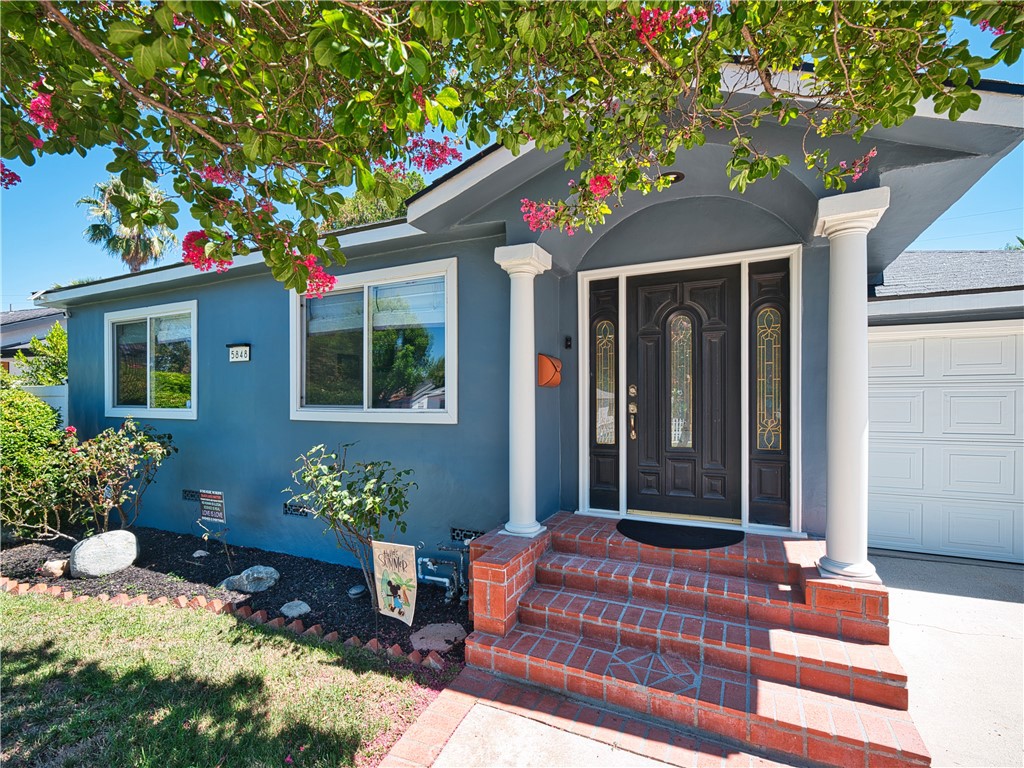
top-left (594, 320), bottom-right (616, 445)
top-left (669, 314), bottom-right (693, 448)
top-left (756, 307), bottom-right (783, 450)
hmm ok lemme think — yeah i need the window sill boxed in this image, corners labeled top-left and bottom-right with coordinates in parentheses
top-left (105, 406), bottom-right (197, 421)
top-left (290, 408), bottom-right (457, 425)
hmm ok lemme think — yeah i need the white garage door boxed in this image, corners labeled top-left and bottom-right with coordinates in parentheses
top-left (869, 321), bottom-right (1023, 563)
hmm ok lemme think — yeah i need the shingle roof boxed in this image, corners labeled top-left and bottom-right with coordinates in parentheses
top-left (0, 307), bottom-right (64, 326)
top-left (874, 250), bottom-right (1024, 297)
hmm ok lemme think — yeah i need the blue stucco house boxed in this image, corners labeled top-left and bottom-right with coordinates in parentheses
top-left (37, 76), bottom-right (1022, 767)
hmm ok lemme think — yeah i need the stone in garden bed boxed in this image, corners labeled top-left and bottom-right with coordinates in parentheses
top-left (219, 565), bottom-right (279, 593)
top-left (69, 530), bottom-right (138, 578)
top-left (281, 600), bottom-right (310, 618)
top-left (410, 622), bottom-right (467, 653)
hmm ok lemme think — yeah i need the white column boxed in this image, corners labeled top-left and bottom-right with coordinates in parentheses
top-left (813, 187), bottom-right (890, 580)
top-left (495, 243), bottom-right (552, 537)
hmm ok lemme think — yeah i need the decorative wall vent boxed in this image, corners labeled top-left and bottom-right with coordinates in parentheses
top-left (283, 503), bottom-right (309, 517)
top-left (450, 527), bottom-right (485, 543)
top-left (182, 489), bottom-right (201, 502)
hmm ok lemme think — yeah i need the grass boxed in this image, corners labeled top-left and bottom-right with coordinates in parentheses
top-left (0, 594), bottom-right (452, 768)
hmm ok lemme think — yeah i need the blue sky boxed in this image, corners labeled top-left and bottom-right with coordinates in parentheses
top-left (1, 23), bottom-right (1021, 311)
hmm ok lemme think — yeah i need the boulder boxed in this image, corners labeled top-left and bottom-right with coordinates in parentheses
top-left (69, 531), bottom-right (138, 578)
top-left (219, 565), bottom-right (279, 593)
top-left (410, 622), bottom-right (467, 653)
top-left (40, 559), bottom-right (69, 578)
top-left (280, 600), bottom-right (310, 618)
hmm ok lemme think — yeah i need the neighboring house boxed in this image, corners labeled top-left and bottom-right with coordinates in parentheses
top-left (36, 78), bottom-right (1022, 767)
top-left (868, 250), bottom-right (1024, 563)
top-left (0, 307), bottom-right (65, 375)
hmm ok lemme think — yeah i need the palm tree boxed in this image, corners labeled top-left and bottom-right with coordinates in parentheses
top-left (77, 177), bottom-right (177, 273)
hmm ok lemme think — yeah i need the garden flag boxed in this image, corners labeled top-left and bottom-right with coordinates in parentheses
top-left (371, 540), bottom-right (417, 626)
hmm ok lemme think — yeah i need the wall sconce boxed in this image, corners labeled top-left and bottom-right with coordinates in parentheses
top-left (538, 354), bottom-right (562, 387)
top-left (658, 171), bottom-right (685, 185)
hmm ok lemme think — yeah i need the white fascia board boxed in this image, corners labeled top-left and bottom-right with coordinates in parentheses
top-left (35, 222), bottom-right (425, 308)
top-left (720, 63), bottom-right (1022, 129)
top-left (406, 141), bottom-right (537, 224)
top-left (868, 289), bottom-right (1024, 320)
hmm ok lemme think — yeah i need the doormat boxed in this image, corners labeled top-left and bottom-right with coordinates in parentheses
top-left (616, 519), bottom-right (744, 550)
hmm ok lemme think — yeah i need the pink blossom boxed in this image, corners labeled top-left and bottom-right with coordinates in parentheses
top-left (374, 159), bottom-right (407, 177)
top-left (28, 92), bottom-right (58, 132)
top-left (65, 426), bottom-right (77, 434)
top-left (70, 447), bottom-right (80, 454)
top-left (200, 164), bottom-right (241, 185)
top-left (520, 198), bottom-right (558, 232)
top-left (412, 86), bottom-right (426, 110)
top-left (629, 5), bottom-right (707, 44)
top-left (842, 147), bottom-right (878, 183)
top-left (588, 174), bottom-right (615, 200)
top-left (28, 136), bottom-right (44, 150)
top-left (979, 19), bottom-right (1005, 35)
top-left (1, 162), bottom-right (22, 189)
top-left (296, 255), bottom-right (336, 299)
top-left (182, 230), bottom-right (232, 273)
top-left (284, 757), bottom-right (293, 765)
top-left (408, 136), bottom-right (463, 173)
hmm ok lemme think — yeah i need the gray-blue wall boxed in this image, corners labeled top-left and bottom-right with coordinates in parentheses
top-left (67, 234), bottom-right (514, 565)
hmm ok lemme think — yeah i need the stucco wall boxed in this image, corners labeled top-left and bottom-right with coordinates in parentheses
top-left (67, 234), bottom-right (513, 565)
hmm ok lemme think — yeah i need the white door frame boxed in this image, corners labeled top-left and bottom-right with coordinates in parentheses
top-left (576, 243), bottom-right (804, 536)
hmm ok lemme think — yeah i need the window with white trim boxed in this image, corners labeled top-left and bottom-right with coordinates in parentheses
top-left (105, 301), bottom-right (197, 419)
top-left (292, 258), bottom-right (457, 424)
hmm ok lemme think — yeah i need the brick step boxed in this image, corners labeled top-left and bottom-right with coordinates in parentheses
top-left (518, 585), bottom-right (907, 710)
top-left (549, 515), bottom-right (802, 585)
top-left (537, 551), bottom-right (889, 644)
top-left (467, 625), bottom-right (930, 768)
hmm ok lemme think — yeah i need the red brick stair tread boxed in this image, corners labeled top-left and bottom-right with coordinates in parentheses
top-left (520, 583), bottom-right (906, 684)
top-left (468, 625), bottom-right (928, 767)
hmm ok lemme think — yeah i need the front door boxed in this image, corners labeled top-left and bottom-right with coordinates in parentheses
top-left (625, 266), bottom-right (741, 521)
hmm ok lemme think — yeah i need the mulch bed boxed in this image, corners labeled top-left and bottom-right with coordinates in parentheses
top-left (0, 526), bottom-right (471, 662)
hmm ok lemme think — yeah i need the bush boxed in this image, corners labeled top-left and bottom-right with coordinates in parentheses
top-left (287, 444), bottom-right (416, 611)
top-left (65, 420), bottom-right (177, 533)
top-left (0, 388), bottom-right (75, 540)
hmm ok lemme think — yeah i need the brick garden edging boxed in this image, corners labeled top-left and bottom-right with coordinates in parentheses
top-left (0, 574), bottom-right (447, 670)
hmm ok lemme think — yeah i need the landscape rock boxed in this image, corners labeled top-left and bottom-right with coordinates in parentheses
top-left (218, 565), bottom-right (279, 593)
top-left (280, 600), bottom-right (311, 618)
top-left (410, 622), bottom-right (467, 653)
top-left (40, 559), bottom-right (69, 577)
top-left (192, 549), bottom-right (209, 558)
top-left (69, 531), bottom-right (138, 578)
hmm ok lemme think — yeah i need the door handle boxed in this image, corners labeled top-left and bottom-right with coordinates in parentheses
top-left (629, 414), bottom-right (637, 440)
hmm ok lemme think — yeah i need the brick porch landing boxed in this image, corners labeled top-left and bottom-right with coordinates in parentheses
top-left (466, 512), bottom-right (929, 768)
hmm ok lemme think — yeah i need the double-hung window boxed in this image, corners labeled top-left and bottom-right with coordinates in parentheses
top-left (291, 257), bottom-right (457, 424)
top-left (105, 300), bottom-right (197, 419)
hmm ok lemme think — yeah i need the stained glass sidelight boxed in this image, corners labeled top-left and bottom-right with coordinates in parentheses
top-left (595, 319), bottom-right (616, 444)
top-left (756, 307), bottom-right (783, 450)
top-left (669, 315), bottom-right (693, 448)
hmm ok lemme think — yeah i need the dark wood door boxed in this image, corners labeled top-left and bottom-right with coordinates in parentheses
top-left (626, 266), bottom-right (741, 520)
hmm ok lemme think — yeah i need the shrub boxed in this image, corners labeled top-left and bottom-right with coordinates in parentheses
top-left (13, 321), bottom-right (67, 385)
top-left (0, 388), bottom-right (75, 540)
top-left (65, 420), bottom-right (177, 533)
top-left (287, 444), bottom-right (416, 610)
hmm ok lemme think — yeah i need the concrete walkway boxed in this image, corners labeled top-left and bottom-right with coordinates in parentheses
top-left (872, 552), bottom-right (1023, 768)
top-left (382, 554), bottom-right (1023, 768)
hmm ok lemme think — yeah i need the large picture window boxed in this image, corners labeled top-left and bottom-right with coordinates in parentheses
top-left (105, 301), bottom-right (197, 419)
top-left (292, 258), bottom-right (457, 424)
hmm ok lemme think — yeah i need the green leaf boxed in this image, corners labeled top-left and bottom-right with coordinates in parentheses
top-left (435, 86), bottom-right (460, 108)
top-left (108, 22), bottom-right (146, 46)
top-left (133, 44), bottom-right (158, 79)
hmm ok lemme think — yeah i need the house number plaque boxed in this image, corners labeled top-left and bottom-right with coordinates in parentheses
top-left (227, 343), bottom-right (251, 362)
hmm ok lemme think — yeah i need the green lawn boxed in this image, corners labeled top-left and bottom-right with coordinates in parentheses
top-left (0, 594), bottom-right (450, 768)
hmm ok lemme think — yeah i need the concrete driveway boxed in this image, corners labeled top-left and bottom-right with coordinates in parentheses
top-left (872, 552), bottom-right (1024, 768)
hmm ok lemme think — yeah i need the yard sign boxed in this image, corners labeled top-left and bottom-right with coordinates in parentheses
top-left (371, 540), bottom-right (417, 626)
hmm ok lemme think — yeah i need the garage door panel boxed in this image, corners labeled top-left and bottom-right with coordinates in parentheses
top-left (869, 338), bottom-right (924, 377)
top-left (869, 390), bottom-right (924, 433)
top-left (868, 496), bottom-right (924, 547)
top-left (943, 389), bottom-right (1018, 437)
top-left (942, 334), bottom-right (1018, 377)
top-left (869, 446), bottom-right (924, 491)
top-left (942, 447), bottom-right (1019, 499)
top-left (940, 502), bottom-right (1020, 559)
top-left (869, 326), bottom-right (1023, 563)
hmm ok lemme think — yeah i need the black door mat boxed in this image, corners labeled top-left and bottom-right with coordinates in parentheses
top-left (616, 519), bottom-right (744, 550)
